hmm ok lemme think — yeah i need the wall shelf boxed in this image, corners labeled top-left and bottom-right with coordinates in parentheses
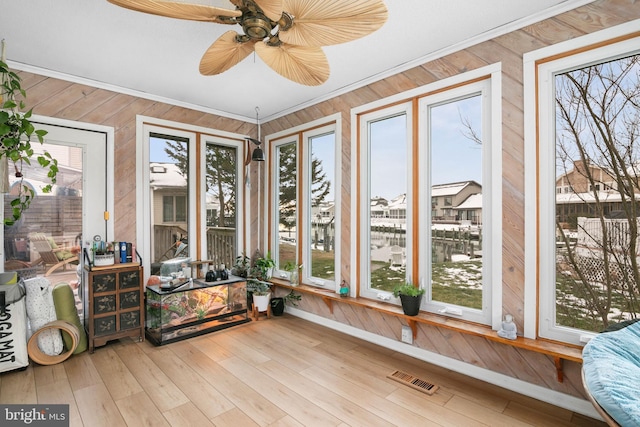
top-left (271, 279), bottom-right (582, 383)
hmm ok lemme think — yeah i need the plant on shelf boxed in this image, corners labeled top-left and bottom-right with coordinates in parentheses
top-left (231, 252), bottom-right (251, 278)
top-left (0, 56), bottom-right (58, 226)
top-left (283, 261), bottom-right (302, 286)
top-left (392, 282), bottom-right (425, 316)
top-left (252, 249), bottom-right (275, 281)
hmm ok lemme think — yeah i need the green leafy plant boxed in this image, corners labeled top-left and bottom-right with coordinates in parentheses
top-left (247, 279), bottom-right (270, 296)
top-left (0, 60), bottom-right (58, 225)
top-left (252, 249), bottom-right (275, 280)
top-left (392, 282), bottom-right (425, 298)
top-left (283, 289), bottom-right (301, 306)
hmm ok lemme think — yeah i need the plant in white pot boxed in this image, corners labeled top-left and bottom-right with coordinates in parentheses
top-left (248, 280), bottom-right (271, 312)
top-left (0, 52), bottom-right (58, 225)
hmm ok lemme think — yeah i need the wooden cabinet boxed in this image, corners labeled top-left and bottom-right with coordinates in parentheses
top-left (82, 263), bottom-right (144, 352)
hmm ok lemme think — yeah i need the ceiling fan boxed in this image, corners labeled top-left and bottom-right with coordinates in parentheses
top-left (107, 0), bottom-right (388, 86)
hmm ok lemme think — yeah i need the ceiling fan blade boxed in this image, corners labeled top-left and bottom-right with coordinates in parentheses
top-left (279, 0), bottom-right (387, 46)
top-left (107, 0), bottom-right (241, 22)
top-left (199, 31), bottom-right (256, 75)
top-left (255, 42), bottom-right (329, 86)
top-left (254, 0), bottom-right (284, 22)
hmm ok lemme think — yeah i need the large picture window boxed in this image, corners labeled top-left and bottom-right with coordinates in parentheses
top-left (525, 25), bottom-right (640, 344)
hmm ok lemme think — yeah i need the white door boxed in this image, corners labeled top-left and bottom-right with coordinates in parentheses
top-left (2, 118), bottom-right (113, 282)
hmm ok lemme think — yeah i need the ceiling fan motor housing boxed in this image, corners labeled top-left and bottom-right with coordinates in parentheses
top-left (242, 11), bottom-right (272, 40)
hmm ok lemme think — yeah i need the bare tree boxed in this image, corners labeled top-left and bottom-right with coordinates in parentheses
top-left (555, 54), bottom-right (640, 330)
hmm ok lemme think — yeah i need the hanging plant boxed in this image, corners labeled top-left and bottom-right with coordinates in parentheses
top-left (0, 59), bottom-right (58, 226)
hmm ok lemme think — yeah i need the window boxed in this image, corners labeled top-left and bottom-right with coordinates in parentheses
top-left (268, 114), bottom-right (341, 290)
top-left (272, 138), bottom-right (298, 278)
top-left (524, 23), bottom-right (639, 344)
top-left (137, 118), bottom-right (246, 279)
top-left (357, 103), bottom-right (412, 300)
top-left (355, 65), bottom-right (501, 326)
top-left (204, 139), bottom-right (242, 267)
top-left (419, 78), bottom-right (497, 325)
top-left (304, 128), bottom-right (337, 286)
top-left (162, 195), bottom-right (187, 222)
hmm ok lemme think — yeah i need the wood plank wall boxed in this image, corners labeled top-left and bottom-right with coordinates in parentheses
top-left (15, 73), bottom-right (257, 246)
top-left (261, 0), bottom-right (640, 399)
top-left (11, 0), bottom-right (639, 401)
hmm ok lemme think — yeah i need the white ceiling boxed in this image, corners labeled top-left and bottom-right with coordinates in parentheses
top-left (1, 0), bottom-right (588, 122)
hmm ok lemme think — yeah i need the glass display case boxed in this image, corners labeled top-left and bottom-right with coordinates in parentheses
top-left (145, 276), bottom-right (249, 345)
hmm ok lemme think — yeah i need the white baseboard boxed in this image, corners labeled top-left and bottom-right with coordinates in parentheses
top-left (286, 307), bottom-right (601, 421)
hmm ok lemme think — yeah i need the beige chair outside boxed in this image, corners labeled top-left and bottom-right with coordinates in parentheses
top-left (29, 233), bottom-right (79, 277)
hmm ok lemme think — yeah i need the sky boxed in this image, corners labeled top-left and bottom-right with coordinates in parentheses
top-left (370, 95), bottom-right (482, 201)
top-left (149, 95), bottom-right (483, 203)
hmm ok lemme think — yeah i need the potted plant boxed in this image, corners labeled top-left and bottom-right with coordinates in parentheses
top-left (283, 261), bottom-right (302, 286)
top-left (270, 289), bottom-right (302, 316)
top-left (0, 57), bottom-right (58, 225)
top-left (252, 249), bottom-right (275, 281)
top-left (392, 282), bottom-right (425, 316)
top-left (248, 280), bottom-right (271, 312)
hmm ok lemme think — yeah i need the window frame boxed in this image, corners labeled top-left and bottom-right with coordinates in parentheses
top-left (523, 21), bottom-right (640, 343)
top-left (418, 77), bottom-right (499, 326)
top-left (301, 123), bottom-right (339, 289)
top-left (267, 114), bottom-right (342, 291)
top-left (269, 135), bottom-right (300, 281)
top-left (356, 101), bottom-right (414, 301)
top-left (136, 116), bottom-right (246, 282)
top-left (352, 64), bottom-right (502, 327)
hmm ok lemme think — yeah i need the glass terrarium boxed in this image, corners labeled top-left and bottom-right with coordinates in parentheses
top-left (145, 275), bottom-right (249, 345)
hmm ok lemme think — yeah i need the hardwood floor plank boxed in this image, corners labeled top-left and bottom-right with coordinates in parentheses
top-left (0, 365), bottom-right (37, 403)
top-left (112, 340), bottom-right (190, 411)
top-left (147, 346), bottom-right (235, 418)
top-left (211, 407), bottom-right (260, 427)
top-left (268, 415), bottom-right (305, 427)
top-left (36, 378), bottom-right (83, 427)
top-left (179, 348), bottom-right (287, 426)
top-left (385, 387), bottom-right (485, 427)
top-left (91, 347), bottom-right (143, 401)
top-left (161, 402), bottom-right (215, 427)
top-left (115, 391), bottom-right (171, 427)
top-left (219, 355), bottom-right (342, 426)
top-left (444, 395), bottom-right (539, 427)
top-left (63, 351), bottom-right (103, 391)
top-left (33, 363), bottom-right (68, 387)
top-left (74, 383), bottom-right (127, 427)
top-left (300, 365), bottom-right (438, 426)
top-left (258, 359), bottom-right (395, 427)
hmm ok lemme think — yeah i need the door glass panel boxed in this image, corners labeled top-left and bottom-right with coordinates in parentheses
top-left (205, 142), bottom-right (237, 268)
top-left (149, 135), bottom-right (189, 276)
top-left (4, 143), bottom-right (83, 286)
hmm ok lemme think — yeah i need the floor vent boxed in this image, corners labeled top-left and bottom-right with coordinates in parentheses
top-left (387, 370), bottom-right (439, 395)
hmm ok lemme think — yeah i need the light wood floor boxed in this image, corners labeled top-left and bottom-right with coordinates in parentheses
top-left (0, 314), bottom-right (605, 427)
